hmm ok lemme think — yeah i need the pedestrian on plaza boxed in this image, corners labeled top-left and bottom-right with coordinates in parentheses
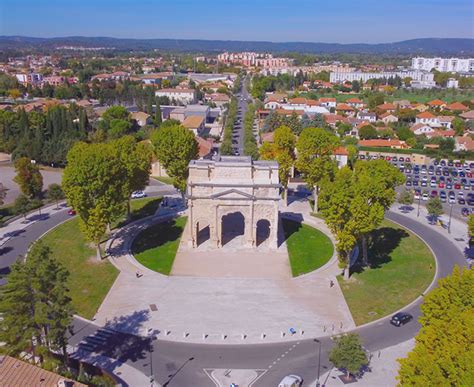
top-left (330, 280), bottom-right (334, 288)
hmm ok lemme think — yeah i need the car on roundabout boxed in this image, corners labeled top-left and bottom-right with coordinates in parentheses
top-left (67, 209), bottom-right (76, 216)
top-left (131, 190), bottom-right (146, 199)
top-left (278, 374), bottom-right (303, 387)
top-left (390, 312), bottom-right (413, 327)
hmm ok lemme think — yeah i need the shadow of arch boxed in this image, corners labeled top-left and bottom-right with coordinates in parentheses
top-left (195, 220), bottom-right (210, 247)
top-left (256, 219), bottom-right (271, 246)
top-left (221, 211), bottom-right (245, 246)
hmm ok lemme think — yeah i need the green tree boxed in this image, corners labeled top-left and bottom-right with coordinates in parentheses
top-left (151, 124), bottom-right (198, 198)
top-left (154, 101), bottom-right (162, 126)
top-left (426, 196), bottom-right (443, 224)
top-left (397, 266), bottom-right (474, 386)
top-left (452, 117), bottom-right (465, 136)
top-left (319, 167), bottom-right (359, 279)
top-left (358, 125), bottom-right (378, 140)
top-left (102, 105), bottom-right (130, 122)
top-left (329, 333), bottom-right (369, 380)
top-left (108, 119), bottom-right (131, 139)
top-left (398, 189), bottom-right (414, 206)
top-left (112, 136), bottom-right (152, 219)
top-left (0, 182), bottom-right (7, 206)
top-left (14, 194), bottom-right (31, 220)
top-left (62, 142), bottom-right (128, 259)
top-left (468, 215), bottom-right (474, 237)
top-left (46, 183), bottom-right (64, 209)
top-left (0, 260), bottom-right (39, 361)
top-left (259, 125), bottom-right (296, 204)
top-left (346, 145), bottom-right (358, 169)
top-left (13, 157), bottom-right (43, 198)
top-left (296, 127), bottom-right (339, 212)
top-left (352, 160), bottom-right (405, 266)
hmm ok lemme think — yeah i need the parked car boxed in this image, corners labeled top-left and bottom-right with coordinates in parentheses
top-left (414, 190), bottom-right (421, 200)
top-left (431, 190), bottom-right (438, 198)
top-left (455, 183), bottom-right (461, 189)
top-left (448, 192), bottom-right (456, 204)
top-left (405, 157), bottom-right (411, 162)
top-left (406, 180), bottom-right (412, 186)
top-left (422, 192), bottom-right (429, 201)
top-left (440, 191), bottom-right (447, 202)
top-left (131, 190), bottom-right (146, 199)
top-left (390, 312), bottom-right (413, 327)
top-left (461, 207), bottom-right (469, 217)
top-left (468, 199), bottom-right (474, 206)
top-left (413, 180), bottom-right (419, 187)
top-left (67, 209), bottom-right (76, 216)
top-left (458, 198), bottom-right (466, 205)
top-left (278, 374), bottom-right (303, 387)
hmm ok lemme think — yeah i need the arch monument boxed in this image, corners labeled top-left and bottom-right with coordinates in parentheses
top-left (185, 156), bottom-right (281, 250)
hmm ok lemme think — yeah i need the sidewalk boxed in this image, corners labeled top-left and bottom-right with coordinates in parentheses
top-left (312, 339), bottom-right (415, 387)
top-left (0, 201), bottom-right (68, 247)
top-left (390, 203), bottom-right (469, 256)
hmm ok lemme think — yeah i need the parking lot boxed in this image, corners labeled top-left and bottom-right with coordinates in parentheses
top-left (359, 155), bottom-right (474, 219)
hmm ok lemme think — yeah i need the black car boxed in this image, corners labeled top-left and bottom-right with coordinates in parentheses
top-left (390, 312), bottom-right (413, 327)
top-left (461, 207), bottom-right (469, 217)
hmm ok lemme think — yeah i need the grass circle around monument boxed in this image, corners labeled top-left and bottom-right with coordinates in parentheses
top-left (282, 218), bottom-right (334, 277)
top-left (131, 216), bottom-right (187, 275)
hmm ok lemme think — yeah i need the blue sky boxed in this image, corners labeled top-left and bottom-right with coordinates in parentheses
top-left (1, 0), bottom-right (473, 43)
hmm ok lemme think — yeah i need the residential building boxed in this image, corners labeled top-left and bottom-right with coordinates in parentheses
top-left (410, 123), bottom-right (435, 135)
top-left (455, 136), bottom-right (474, 152)
top-left (357, 111), bottom-right (377, 123)
top-left (182, 115), bottom-right (205, 136)
top-left (155, 88), bottom-right (197, 104)
top-left (447, 78), bottom-right (459, 88)
top-left (359, 139), bottom-right (408, 149)
top-left (445, 102), bottom-right (468, 112)
top-left (330, 70), bottom-right (435, 87)
top-left (439, 116), bottom-right (455, 129)
top-left (411, 57), bottom-right (474, 73)
top-left (333, 146), bottom-right (349, 168)
top-left (346, 98), bottom-right (365, 109)
top-left (380, 113), bottom-right (398, 124)
top-left (318, 98), bottom-right (337, 109)
top-left (131, 111), bottom-right (152, 127)
top-left (416, 111), bottom-right (441, 127)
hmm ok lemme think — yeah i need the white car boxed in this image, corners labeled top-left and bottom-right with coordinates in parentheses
top-left (131, 190), bottom-right (146, 199)
top-left (278, 374), bottom-right (303, 387)
top-left (422, 192), bottom-right (429, 201)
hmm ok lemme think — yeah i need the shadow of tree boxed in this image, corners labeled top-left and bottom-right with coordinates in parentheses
top-left (116, 198), bottom-right (162, 229)
top-left (352, 226), bottom-right (409, 273)
top-left (131, 219), bottom-right (183, 254)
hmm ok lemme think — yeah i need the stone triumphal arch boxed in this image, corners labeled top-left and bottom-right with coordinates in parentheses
top-left (186, 156), bottom-right (280, 249)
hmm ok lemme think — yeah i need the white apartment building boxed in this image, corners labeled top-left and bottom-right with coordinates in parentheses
top-left (330, 70), bottom-right (434, 83)
top-left (155, 88), bottom-right (197, 105)
top-left (411, 57), bottom-right (474, 73)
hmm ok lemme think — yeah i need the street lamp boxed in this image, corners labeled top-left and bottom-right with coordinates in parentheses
top-left (314, 339), bottom-right (321, 387)
top-left (448, 203), bottom-right (454, 234)
top-left (417, 193), bottom-right (421, 217)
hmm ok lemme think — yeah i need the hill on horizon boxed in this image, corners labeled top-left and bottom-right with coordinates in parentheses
top-left (0, 36), bottom-right (473, 55)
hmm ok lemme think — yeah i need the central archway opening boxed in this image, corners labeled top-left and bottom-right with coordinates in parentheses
top-left (195, 221), bottom-right (210, 247)
top-left (221, 211), bottom-right (245, 246)
top-left (256, 219), bottom-right (271, 246)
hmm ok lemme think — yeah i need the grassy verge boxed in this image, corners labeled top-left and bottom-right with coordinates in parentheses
top-left (282, 218), bottom-right (334, 276)
top-left (112, 197), bottom-right (162, 229)
top-left (40, 218), bottom-right (119, 319)
top-left (338, 219), bottom-right (435, 325)
top-left (131, 216), bottom-right (187, 275)
top-left (152, 176), bottom-right (174, 185)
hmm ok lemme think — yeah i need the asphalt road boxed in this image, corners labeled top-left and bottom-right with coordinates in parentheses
top-left (231, 75), bottom-right (251, 156)
top-left (0, 190), bottom-right (467, 386)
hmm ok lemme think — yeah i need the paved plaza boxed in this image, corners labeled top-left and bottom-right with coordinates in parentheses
top-left (92, 198), bottom-right (356, 344)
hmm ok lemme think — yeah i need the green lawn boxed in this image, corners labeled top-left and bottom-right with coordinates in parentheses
top-left (131, 216), bottom-right (187, 275)
top-left (152, 176), bottom-right (174, 186)
top-left (113, 197), bottom-right (162, 229)
top-left (338, 220), bottom-right (435, 325)
top-left (283, 218), bottom-right (334, 277)
top-left (40, 218), bottom-right (119, 319)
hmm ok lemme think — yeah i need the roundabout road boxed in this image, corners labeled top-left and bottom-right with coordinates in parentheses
top-left (0, 199), bottom-right (466, 386)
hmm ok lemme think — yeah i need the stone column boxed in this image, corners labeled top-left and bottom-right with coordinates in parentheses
top-left (246, 203), bottom-right (255, 247)
top-left (189, 201), bottom-right (196, 248)
top-left (269, 203), bottom-right (279, 250)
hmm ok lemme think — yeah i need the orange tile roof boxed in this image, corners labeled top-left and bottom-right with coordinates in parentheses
top-left (427, 99), bottom-right (445, 106)
top-left (182, 115), bottom-right (204, 129)
top-left (376, 103), bottom-right (396, 110)
top-left (333, 146), bottom-right (349, 156)
top-left (336, 103), bottom-right (354, 111)
top-left (416, 111), bottom-right (436, 119)
top-left (445, 102), bottom-right (468, 111)
top-left (359, 139), bottom-right (405, 147)
top-left (346, 98), bottom-right (363, 103)
top-left (288, 97), bottom-right (307, 105)
top-left (196, 136), bottom-right (213, 157)
top-left (0, 356), bottom-right (86, 387)
top-left (319, 97), bottom-right (336, 103)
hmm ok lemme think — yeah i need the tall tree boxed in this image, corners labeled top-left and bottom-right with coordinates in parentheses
top-left (0, 182), bottom-right (7, 206)
top-left (319, 167), bottom-right (359, 279)
top-left (112, 136), bottom-right (152, 219)
top-left (351, 160), bottom-right (405, 266)
top-left (154, 101), bottom-right (162, 126)
top-left (397, 266), bottom-right (474, 386)
top-left (13, 157), bottom-right (43, 198)
top-left (259, 125), bottom-right (296, 205)
top-left (329, 333), bottom-right (369, 380)
top-left (296, 127), bottom-right (339, 212)
top-left (14, 194), bottom-right (31, 220)
top-left (151, 124), bottom-right (198, 199)
top-left (62, 142), bottom-right (128, 259)
top-left (46, 183), bottom-right (64, 210)
top-left (426, 196), bottom-right (444, 224)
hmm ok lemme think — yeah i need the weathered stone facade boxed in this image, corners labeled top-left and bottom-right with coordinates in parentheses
top-left (186, 156), bottom-right (280, 249)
